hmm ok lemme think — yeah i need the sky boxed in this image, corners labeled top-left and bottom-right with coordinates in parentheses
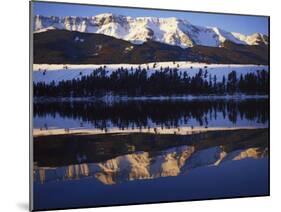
top-left (32, 1), bottom-right (268, 35)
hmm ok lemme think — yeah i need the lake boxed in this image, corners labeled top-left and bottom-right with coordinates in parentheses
top-left (32, 98), bottom-right (269, 210)
top-left (33, 98), bottom-right (268, 131)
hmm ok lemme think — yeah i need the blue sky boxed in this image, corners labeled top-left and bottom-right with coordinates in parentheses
top-left (33, 1), bottom-right (268, 35)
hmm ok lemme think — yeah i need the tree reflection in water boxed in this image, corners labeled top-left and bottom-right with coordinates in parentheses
top-left (34, 99), bottom-right (268, 130)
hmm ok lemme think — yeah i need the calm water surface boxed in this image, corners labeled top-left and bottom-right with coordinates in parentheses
top-left (33, 98), bottom-right (268, 130)
top-left (33, 98), bottom-right (269, 210)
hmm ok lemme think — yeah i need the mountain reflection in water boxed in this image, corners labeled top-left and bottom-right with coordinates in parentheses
top-left (33, 98), bottom-right (269, 210)
top-left (34, 129), bottom-right (268, 185)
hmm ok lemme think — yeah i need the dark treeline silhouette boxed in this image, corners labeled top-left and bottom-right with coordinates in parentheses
top-left (34, 99), bottom-right (268, 130)
top-left (33, 67), bottom-right (269, 97)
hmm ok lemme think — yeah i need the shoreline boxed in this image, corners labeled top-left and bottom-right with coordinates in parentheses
top-left (33, 126), bottom-right (268, 137)
top-left (33, 94), bottom-right (269, 103)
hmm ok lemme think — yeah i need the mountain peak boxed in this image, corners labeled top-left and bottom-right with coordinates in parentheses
top-left (94, 13), bottom-right (127, 20)
top-left (34, 14), bottom-right (268, 48)
top-left (95, 13), bottom-right (114, 18)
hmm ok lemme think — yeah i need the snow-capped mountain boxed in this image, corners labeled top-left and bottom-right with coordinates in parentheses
top-left (232, 32), bottom-right (268, 46)
top-left (34, 13), bottom-right (268, 48)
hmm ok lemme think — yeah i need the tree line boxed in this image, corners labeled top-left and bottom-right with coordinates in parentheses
top-left (33, 66), bottom-right (269, 97)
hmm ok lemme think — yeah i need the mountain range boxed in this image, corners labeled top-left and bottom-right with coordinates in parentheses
top-left (33, 13), bottom-right (269, 65)
top-left (33, 29), bottom-right (268, 64)
top-left (34, 13), bottom-right (268, 48)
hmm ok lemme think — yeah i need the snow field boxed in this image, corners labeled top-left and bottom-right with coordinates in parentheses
top-left (33, 62), bottom-right (268, 85)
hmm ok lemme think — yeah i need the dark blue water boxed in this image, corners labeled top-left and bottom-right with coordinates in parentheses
top-left (34, 158), bottom-right (268, 210)
top-left (33, 129), bottom-right (269, 210)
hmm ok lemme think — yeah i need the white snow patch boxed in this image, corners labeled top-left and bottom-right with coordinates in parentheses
top-left (33, 62), bottom-right (268, 85)
top-left (74, 36), bottom-right (84, 42)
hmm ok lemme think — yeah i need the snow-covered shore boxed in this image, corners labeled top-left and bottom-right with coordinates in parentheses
top-left (33, 62), bottom-right (268, 84)
top-left (33, 126), bottom-right (267, 137)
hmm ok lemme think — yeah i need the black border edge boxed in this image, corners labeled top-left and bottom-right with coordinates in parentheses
top-left (29, 1), bottom-right (34, 211)
top-left (267, 15), bottom-right (270, 197)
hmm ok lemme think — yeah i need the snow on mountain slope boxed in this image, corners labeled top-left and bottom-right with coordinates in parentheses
top-left (232, 32), bottom-right (269, 45)
top-left (212, 27), bottom-right (246, 45)
top-left (33, 62), bottom-right (268, 85)
top-left (34, 13), bottom-right (268, 48)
